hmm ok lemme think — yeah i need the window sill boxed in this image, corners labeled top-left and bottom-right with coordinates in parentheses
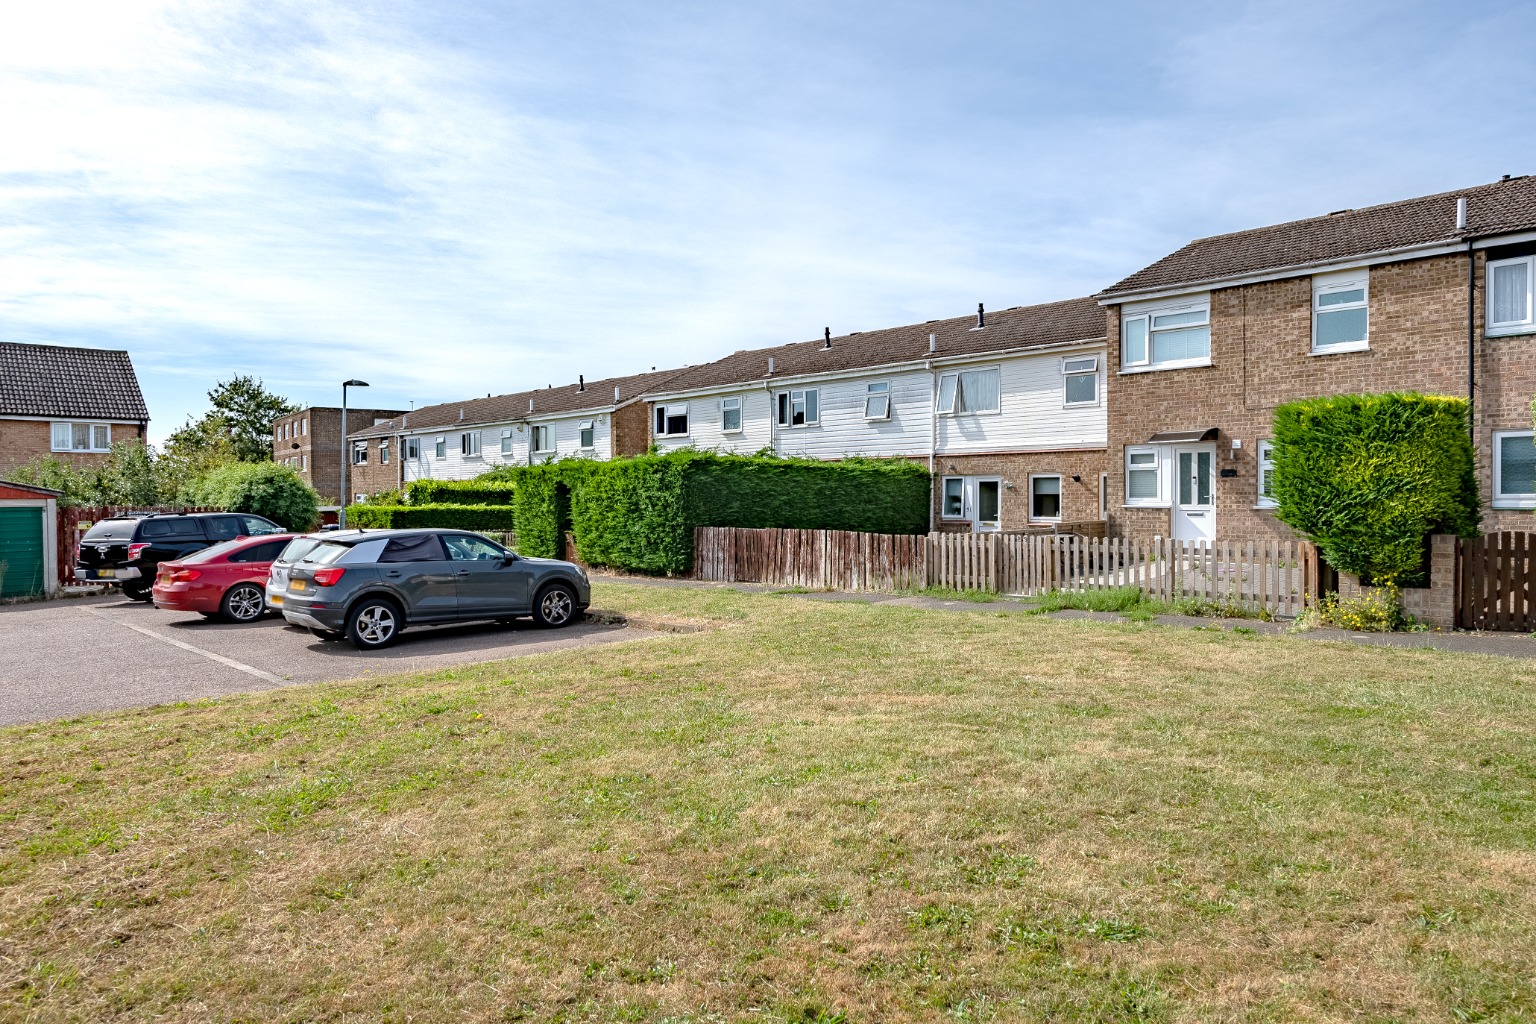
top-left (1487, 325), bottom-right (1536, 338)
top-left (1118, 359), bottom-right (1212, 375)
top-left (1062, 401), bottom-right (1100, 410)
top-left (937, 410), bottom-right (1002, 418)
top-left (1310, 341), bottom-right (1369, 356)
top-left (1122, 502), bottom-right (1169, 509)
top-left (1252, 504), bottom-right (1279, 511)
top-left (1492, 499), bottom-right (1536, 510)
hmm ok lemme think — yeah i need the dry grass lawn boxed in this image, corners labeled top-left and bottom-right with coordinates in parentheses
top-left (2, 583), bottom-right (1535, 1023)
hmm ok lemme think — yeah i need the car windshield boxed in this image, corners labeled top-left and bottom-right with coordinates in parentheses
top-left (81, 519), bottom-right (138, 542)
top-left (180, 540), bottom-right (246, 564)
top-left (277, 537), bottom-right (324, 564)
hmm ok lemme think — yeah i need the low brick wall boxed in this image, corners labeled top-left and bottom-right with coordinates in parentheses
top-left (1336, 534), bottom-right (1456, 629)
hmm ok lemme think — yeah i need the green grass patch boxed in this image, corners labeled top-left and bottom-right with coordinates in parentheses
top-left (1029, 585), bottom-right (1271, 622)
top-left (896, 585), bottom-right (999, 603)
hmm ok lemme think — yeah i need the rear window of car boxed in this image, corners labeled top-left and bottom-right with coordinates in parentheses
top-left (277, 537), bottom-right (324, 563)
top-left (304, 538), bottom-right (388, 565)
top-left (81, 519), bottom-right (137, 542)
top-left (229, 539), bottom-right (291, 563)
top-left (380, 535), bottom-right (446, 562)
top-left (181, 540), bottom-right (244, 563)
top-left (140, 518), bottom-right (205, 539)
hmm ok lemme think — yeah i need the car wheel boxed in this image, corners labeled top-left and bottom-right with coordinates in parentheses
top-left (532, 582), bottom-right (579, 628)
top-left (309, 627), bottom-right (345, 642)
top-left (121, 581), bottom-right (153, 602)
top-left (220, 583), bottom-right (267, 624)
top-left (345, 598), bottom-right (402, 650)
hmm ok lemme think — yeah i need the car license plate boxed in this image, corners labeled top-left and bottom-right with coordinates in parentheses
top-left (290, 579), bottom-right (307, 591)
top-left (269, 594), bottom-right (284, 606)
top-left (97, 569), bottom-right (116, 578)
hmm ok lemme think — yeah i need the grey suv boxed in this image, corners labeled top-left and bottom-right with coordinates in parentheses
top-left (278, 529), bottom-right (590, 649)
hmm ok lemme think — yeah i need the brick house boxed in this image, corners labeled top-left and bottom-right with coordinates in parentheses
top-left (645, 299), bottom-right (1109, 532)
top-left (272, 407), bottom-right (405, 505)
top-left (1097, 175), bottom-right (1536, 543)
top-left (0, 342), bottom-right (149, 478)
top-left (343, 369), bottom-right (682, 500)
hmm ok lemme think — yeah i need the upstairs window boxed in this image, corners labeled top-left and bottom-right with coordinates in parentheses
top-left (532, 425), bottom-right (553, 453)
top-left (776, 389), bottom-right (819, 427)
top-left (352, 441), bottom-right (368, 465)
top-left (721, 396), bottom-right (742, 433)
top-left (380, 440), bottom-right (390, 465)
top-left (434, 436), bottom-right (446, 459)
top-left (1121, 298), bottom-right (1210, 370)
top-left (461, 431), bottom-right (481, 457)
top-left (1489, 255), bottom-right (1535, 333)
top-left (500, 428), bottom-right (514, 455)
top-left (51, 422), bottom-right (112, 452)
top-left (1257, 440), bottom-right (1277, 509)
top-left (579, 421), bottom-right (595, 448)
top-left (404, 437), bottom-right (420, 461)
top-left (864, 381), bottom-right (890, 420)
top-left (655, 404), bottom-right (689, 437)
top-left (1494, 431), bottom-right (1536, 508)
top-left (1313, 270), bottom-right (1369, 352)
top-left (935, 367), bottom-right (1000, 414)
top-left (1062, 356), bottom-right (1099, 406)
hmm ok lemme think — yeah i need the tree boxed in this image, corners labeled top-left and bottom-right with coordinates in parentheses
top-left (157, 416), bottom-right (237, 500)
top-left (183, 462), bottom-right (320, 531)
top-left (9, 441), bottom-right (164, 507)
top-left (205, 375), bottom-right (298, 463)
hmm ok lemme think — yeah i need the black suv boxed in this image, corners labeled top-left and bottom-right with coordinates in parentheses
top-left (75, 512), bottom-right (285, 600)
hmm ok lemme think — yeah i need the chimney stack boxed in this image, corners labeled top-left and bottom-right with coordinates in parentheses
top-left (614, 385), bottom-right (621, 401)
top-left (976, 303), bottom-right (986, 329)
top-left (929, 332), bottom-right (937, 354)
top-left (823, 327), bottom-right (831, 349)
top-left (1456, 197), bottom-right (1468, 230)
top-left (528, 398), bottom-right (534, 413)
top-left (767, 356), bottom-right (775, 376)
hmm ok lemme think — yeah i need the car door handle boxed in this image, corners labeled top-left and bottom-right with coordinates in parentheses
top-left (455, 570), bottom-right (471, 577)
top-left (385, 570), bottom-right (402, 577)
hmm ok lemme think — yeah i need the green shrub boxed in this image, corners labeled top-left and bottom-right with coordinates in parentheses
top-left (341, 503), bottom-right (517, 532)
top-left (479, 451), bottom-right (929, 572)
top-left (404, 480), bottom-right (516, 506)
top-left (184, 462), bottom-right (319, 531)
top-left (1271, 393), bottom-right (1479, 585)
top-left (1296, 586), bottom-right (1411, 632)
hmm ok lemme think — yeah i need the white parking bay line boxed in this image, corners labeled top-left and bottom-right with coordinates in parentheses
top-left (86, 609), bottom-right (285, 686)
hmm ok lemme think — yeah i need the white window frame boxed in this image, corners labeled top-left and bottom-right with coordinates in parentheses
top-left (1311, 270), bottom-right (1370, 354)
top-left (974, 477), bottom-right (1002, 527)
top-left (1493, 430), bottom-right (1536, 509)
top-left (50, 421), bottom-right (113, 453)
top-left (498, 428), bottom-right (513, 456)
top-left (434, 436), bottom-right (446, 460)
top-left (352, 440), bottom-right (368, 465)
top-left (405, 437), bottom-right (420, 461)
top-left (380, 440), bottom-right (390, 465)
top-left (1256, 440), bottom-right (1277, 509)
top-left (1125, 446), bottom-right (1164, 506)
top-left (301, 454), bottom-right (308, 470)
top-left (461, 431), bottom-right (481, 458)
top-left (532, 424), bottom-right (554, 454)
top-left (579, 420), bottom-right (595, 449)
top-left (1028, 474), bottom-right (1063, 522)
top-left (935, 366), bottom-right (1001, 416)
top-left (1062, 356), bottom-right (1099, 407)
top-left (1488, 255), bottom-right (1536, 335)
top-left (864, 381), bottom-right (891, 421)
top-left (300, 418), bottom-right (307, 436)
top-left (940, 476), bottom-right (966, 520)
top-left (776, 388), bottom-right (820, 427)
top-left (720, 396), bottom-right (743, 433)
top-left (1120, 296), bottom-right (1211, 372)
top-left (655, 404), bottom-right (689, 438)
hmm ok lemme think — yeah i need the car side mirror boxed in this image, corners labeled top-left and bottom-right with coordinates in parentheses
top-left (499, 554), bottom-right (517, 567)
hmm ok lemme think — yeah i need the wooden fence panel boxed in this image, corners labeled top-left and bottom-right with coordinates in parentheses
top-left (1459, 532), bottom-right (1536, 632)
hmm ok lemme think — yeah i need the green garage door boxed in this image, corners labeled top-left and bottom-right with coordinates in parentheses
top-left (0, 506), bottom-right (46, 598)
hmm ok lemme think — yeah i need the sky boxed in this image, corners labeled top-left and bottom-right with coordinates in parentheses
top-left (2, 0), bottom-right (1535, 445)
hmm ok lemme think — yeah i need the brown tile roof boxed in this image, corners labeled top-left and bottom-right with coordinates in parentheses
top-left (1101, 175), bottom-right (1536, 298)
top-left (651, 296), bottom-right (1105, 396)
top-left (0, 342), bottom-right (149, 421)
top-left (349, 368), bottom-right (688, 439)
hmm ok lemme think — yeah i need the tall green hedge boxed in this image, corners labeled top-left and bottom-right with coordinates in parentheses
top-left (479, 451), bottom-right (929, 572)
top-left (343, 503), bottom-right (516, 532)
top-left (1271, 392), bottom-right (1480, 585)
top-left (404, 479), bottom-right (516, 505)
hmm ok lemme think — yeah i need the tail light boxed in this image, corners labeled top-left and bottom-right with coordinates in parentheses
top-left (169, 569), bottom-right (201, 582)
top-left (311, 567), bottom-right (347, 586)
top-left (127, 543), bottom-right (150, 561)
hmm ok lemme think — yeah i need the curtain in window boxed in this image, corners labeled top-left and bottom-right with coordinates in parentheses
top-left (957, 369), bottom-right (999, 413)
top-left (1493, 262), bottom-right (1529, 325)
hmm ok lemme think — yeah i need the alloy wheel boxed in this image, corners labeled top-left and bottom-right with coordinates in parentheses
top-left (227, 585), bottom-right (264, 622)
top-left (540, 588), bottom-right (574, 625)
top-left (357, 604), bottom-right (397, 645)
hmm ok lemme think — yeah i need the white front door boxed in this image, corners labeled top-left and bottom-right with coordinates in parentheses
top-left (972, 478), bottom-right (1002, 533)
top-left (1172, 447), bottom-right (1215, 543)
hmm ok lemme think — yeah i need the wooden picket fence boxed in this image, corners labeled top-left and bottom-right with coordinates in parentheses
top-left (696, 526), bottom-right (1318, 616)
top-left (1458, 532), bottom-right (1536, 632)
top-left (693, 527), bottom-right (926, 591)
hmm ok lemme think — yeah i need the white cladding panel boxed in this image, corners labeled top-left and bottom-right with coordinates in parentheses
top-left (770, 369), bottom-right (933, 459)
top-left (651, 389), bottom-right (773, 454)
top-left (934, 350), bottom-right (1106, 455)
top-left (399, 413), bottom-right (613, 482)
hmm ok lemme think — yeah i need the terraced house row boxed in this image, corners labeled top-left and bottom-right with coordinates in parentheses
top-left (321, 175), bottom-right (1536, 542)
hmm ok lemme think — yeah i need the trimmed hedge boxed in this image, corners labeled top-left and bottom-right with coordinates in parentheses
top-left (404, 479), bottom-right (516, 506)
top-left (1271, 392), bottom-right (1480, 585)
top-left (342, 503), bottom-right (517, 532)
top-left (481, 451), bottom-right (929, 572)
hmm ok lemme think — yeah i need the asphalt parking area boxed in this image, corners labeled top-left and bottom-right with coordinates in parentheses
top-left (0, 594), bottom-right (649, 727)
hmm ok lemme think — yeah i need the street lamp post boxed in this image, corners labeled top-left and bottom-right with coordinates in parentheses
top-left (340, 379), bottom-right (369, 529)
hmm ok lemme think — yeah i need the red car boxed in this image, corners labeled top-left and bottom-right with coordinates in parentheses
top-left (152, 534), bottom-right (297, 623)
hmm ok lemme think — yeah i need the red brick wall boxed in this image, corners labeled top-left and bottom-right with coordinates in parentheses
top-left (612, 401), bottom-right (651, 457)
top-left (0, 419), bottom-right (145, 478)
top-left (931, 450), bottom-right (1108, 532)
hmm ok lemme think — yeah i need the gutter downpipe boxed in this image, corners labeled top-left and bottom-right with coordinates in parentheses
top-left (1467, 237), bottom-right (1476, 444)
top-left (927, 359), bottom-right (937, 534)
